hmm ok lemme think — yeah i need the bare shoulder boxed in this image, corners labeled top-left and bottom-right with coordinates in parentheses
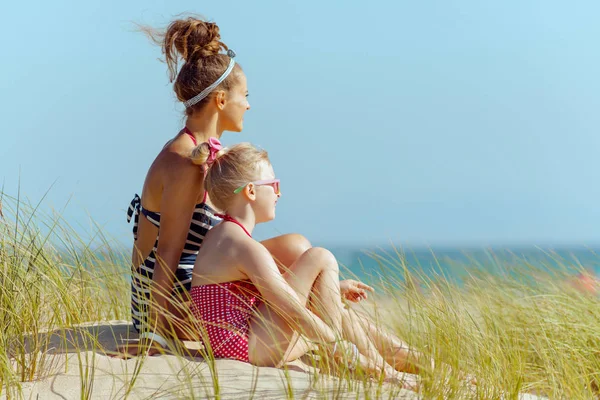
top-left (208, 226), bottom-right (272, 264)
top-left (194, 226), bottom-right (271, 284)
top-left (237, 235), bottom-right (272, 258)
top-left (159, 145), bottom-right (203, 180)
top-left (152, 145), bottom-right (204, 197)
top-left (233, 235), bottom-right (279, 275)
top-left (142, 145), bottom-right (204, 210)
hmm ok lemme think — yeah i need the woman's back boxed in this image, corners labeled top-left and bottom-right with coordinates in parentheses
top-left (129, 133), bottom-right (223, 332)
top-left (133, 135), bottom-right (204, 261)
top-left (141, 135), bottom-right (204, 210)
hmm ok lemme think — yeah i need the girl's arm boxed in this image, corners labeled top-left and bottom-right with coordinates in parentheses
top-left (239, 241), bottom-right (338, 344)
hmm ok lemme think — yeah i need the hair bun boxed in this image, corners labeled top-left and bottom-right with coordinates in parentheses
top-left (168, 18), bottom-right (228, 63)
top-left (141, 15), bottom-right (240, 111)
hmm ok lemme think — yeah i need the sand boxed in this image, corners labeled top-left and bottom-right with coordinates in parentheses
top-left (3, 301), bottom-right (547, 399)
top-left (6, 320), bottom-right (423, 399)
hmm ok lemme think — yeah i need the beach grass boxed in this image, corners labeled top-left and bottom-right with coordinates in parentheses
top-left (0, 191), bottom-right (598, 399)
top-left (361, 246), bottom-right (600, 398)
top-left (0, 192), bottom-right (129, 398)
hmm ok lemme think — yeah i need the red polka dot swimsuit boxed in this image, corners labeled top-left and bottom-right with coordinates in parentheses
top-left (190, 215), bottom-right (261, 363)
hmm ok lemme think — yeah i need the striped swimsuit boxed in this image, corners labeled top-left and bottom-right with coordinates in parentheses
top-left (127, 193), bottom-right (221, 332)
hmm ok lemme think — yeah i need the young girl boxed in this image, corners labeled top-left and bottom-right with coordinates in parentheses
top-left (185, 141), bottom-right (427, 381)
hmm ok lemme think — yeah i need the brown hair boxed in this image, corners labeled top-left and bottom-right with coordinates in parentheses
top-left (191, 143), bottom-right (270, 212)
top-left (141, 16), bottom-right (243, 115)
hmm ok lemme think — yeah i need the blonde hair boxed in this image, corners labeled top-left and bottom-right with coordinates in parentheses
top-left (191, 142), bottom-right (270, 211)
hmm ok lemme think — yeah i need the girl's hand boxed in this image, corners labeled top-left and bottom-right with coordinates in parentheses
top-left (339, 279), bottom-right (374, 303)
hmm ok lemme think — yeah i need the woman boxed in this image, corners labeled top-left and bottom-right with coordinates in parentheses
top-left (122, 17), bottom-right (312, 356)
top-left (122, 16), bottom-right (374, 357)
top-left (180, 141), bottom-right (427, 382)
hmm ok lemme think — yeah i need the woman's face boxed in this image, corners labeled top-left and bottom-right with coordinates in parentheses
top-left (221, 73), bottom-right (250, 132)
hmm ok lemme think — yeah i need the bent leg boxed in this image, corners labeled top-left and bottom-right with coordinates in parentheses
top-left (248, 247), bottom-right (398, 380)
top-left (248, 247), bottom-right (344, 367)
top-left (261, 233), bottom-right (311, 273)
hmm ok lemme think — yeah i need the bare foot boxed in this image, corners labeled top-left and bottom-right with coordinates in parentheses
top-left (384, 370), bottom-right (420, 391)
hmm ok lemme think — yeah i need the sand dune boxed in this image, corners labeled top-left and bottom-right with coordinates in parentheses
top-left (8, 303), bottom-right (548, 399)
top-left (13, 321), bottom-right (423, 399)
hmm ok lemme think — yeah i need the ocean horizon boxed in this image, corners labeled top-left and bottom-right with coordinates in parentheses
top-left (324, 244), bottom-right (600, 286)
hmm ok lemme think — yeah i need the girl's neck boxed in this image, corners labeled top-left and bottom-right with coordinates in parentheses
top-left (223, 207), bottom-right (256, 236)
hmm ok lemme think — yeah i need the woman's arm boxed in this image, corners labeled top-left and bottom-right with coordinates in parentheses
top-left (148, 165), bottom-right (204, 337)
top-left (131, 215), bottom-right (159, 270)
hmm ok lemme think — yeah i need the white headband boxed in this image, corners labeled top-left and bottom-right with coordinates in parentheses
top-left (183, 49), bottom-right (237, 109)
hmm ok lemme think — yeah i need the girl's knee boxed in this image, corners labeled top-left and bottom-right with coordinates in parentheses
top-left (304, 247), bottom-right (338, 272)
top-left (267, 233), bottom-right (311, 263)
top-left (286, 233), bottom-right (311, 256)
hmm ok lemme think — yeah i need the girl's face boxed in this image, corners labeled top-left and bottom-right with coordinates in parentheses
top-left (253, 162), bottom-right (280, 224)
top-left (221, 73), bottom-right (250, 132)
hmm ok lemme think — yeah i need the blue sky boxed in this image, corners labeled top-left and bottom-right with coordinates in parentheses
top-left (1, 0), bottom-right (599, 248)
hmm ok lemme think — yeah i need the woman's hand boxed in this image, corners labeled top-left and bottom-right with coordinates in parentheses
top-left (339, 280), bottom-right (374, 303)
top-left (112, 339), bottom-right (166, 358)
top-left (111, 320), bottom-right (173, 358)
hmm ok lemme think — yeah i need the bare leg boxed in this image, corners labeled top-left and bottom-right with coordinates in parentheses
top-left (248, 247), bottom-right (344, 366)
top-left (343, 308), bottom-right (425, 374)
top-left (248, 248), bottom-right (398, 380)
top-left (346, 309), bottom-right (476, 385)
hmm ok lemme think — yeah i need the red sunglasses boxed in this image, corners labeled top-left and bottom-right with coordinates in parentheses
top-left (234, 179), bottom-right (281, 195)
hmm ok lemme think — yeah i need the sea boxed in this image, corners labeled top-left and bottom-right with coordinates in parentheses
top-left (325, 245), bottom-right (600, 288)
